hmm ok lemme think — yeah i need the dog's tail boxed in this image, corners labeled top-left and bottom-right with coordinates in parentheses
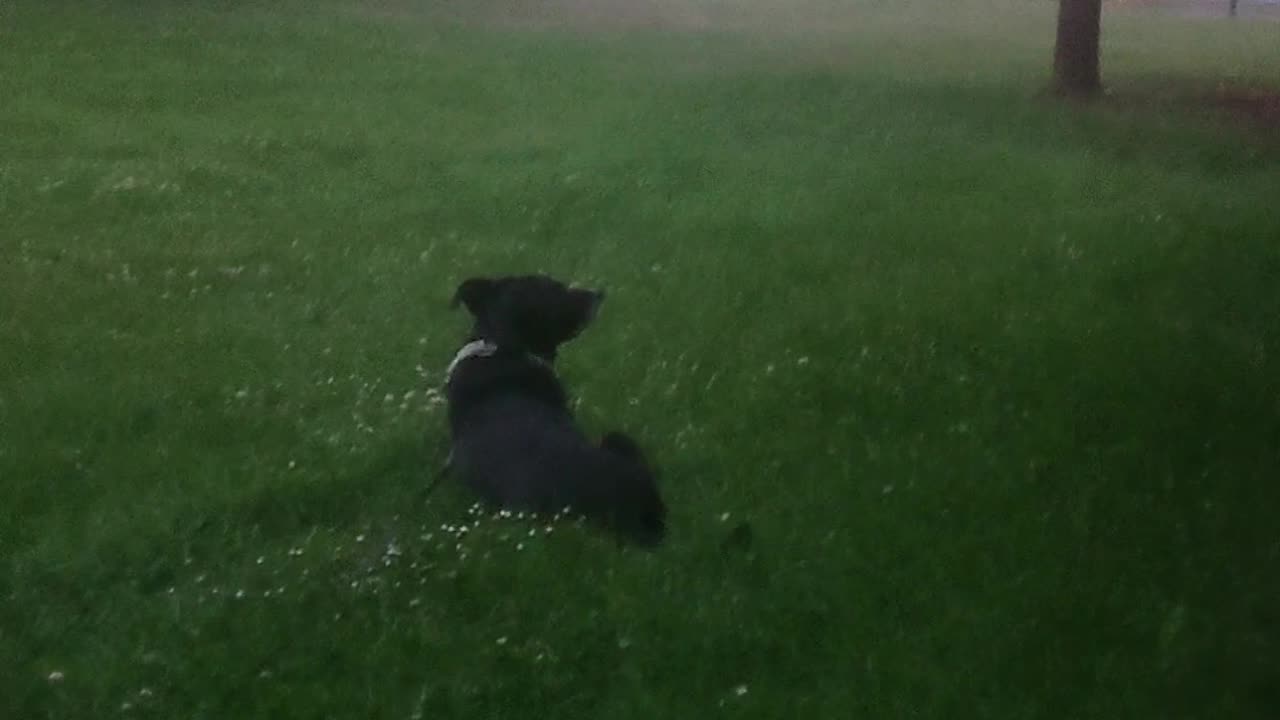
top-left (600, 431), bottom-right (646, 464)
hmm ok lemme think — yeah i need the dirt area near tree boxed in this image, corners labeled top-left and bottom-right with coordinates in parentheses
top-left (1111, 0), bottom-right (1280, 20)
top-left (1211, 86), bottom-right (1280, 126)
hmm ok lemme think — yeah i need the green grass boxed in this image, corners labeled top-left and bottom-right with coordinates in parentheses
top-left (3, 0), bottom-right (1279, 717)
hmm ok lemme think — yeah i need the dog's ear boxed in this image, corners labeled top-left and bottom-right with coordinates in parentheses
top-left (451, 278), bottom-right (498, 315)
top-left (569, 288), bottom-right (605, 331)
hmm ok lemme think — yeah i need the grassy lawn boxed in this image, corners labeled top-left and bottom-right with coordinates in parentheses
top-left (3, 0), bottom-right (1278, 716)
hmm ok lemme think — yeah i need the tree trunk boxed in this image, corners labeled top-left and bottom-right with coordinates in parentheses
top-left (1053, 0), bottom-right (1103, 97)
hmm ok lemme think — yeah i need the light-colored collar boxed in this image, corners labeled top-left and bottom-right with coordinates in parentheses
top-left (446, 339), bottom-right (498, 382)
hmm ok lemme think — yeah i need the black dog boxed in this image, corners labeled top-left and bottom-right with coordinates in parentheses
top-left (444, 275), bottom-right (666, 545)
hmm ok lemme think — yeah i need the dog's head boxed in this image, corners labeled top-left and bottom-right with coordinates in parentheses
top-left (452, 275), bottom-right (604, 360)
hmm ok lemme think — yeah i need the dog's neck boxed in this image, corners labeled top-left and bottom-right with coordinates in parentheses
top-left (446, 339), bottom-right (497, 381)
top-left (445, 338), bottom-right (553, 383)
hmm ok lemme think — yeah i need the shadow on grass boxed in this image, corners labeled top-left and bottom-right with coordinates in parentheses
top-left (182, 435), bottom-right (452, 558)
top-left (7, 434), bottom-right (451, 606)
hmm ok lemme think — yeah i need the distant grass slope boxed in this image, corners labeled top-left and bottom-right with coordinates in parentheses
top-left (2, 1), bottom-right (1278, 717)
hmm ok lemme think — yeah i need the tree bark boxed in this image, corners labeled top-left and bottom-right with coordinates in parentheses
top-left (1053, 0), bottom-right (1103, 97)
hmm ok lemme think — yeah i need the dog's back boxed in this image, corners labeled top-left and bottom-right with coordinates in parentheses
top-left (444, 275), bottom-right (666, 545)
